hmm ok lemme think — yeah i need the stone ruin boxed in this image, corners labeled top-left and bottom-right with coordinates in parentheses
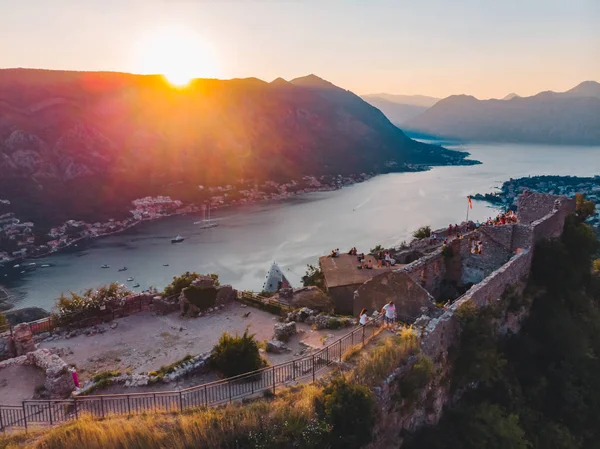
top-left (27, 349), bottom-right (75, 397)
top-left (178, 276), bottom-right (237, 317)
top-left (12, 323), bottom-right (36, 356)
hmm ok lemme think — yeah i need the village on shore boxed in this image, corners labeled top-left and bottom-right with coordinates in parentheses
top-left (0, 173), bottom-right (374, 266)
top-left (474, 175), bottom-right (600, 231)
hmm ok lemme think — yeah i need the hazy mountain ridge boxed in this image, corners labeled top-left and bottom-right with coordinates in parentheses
top-left (360, 93), bottom-right (440, 125)
top-left (404, 81), bottom-right (600, 145)
top-left (0, 69), bottom-right (471, 226)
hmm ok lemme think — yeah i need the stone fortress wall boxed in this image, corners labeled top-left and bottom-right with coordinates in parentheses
top-left (370, 191), bottom-right (577, 443)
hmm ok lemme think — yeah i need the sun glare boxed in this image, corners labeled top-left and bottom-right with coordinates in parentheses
top-left (136, 28), bottom-right (218, 87)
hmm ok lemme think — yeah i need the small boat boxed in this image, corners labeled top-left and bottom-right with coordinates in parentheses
top-left (118, 267), bottom-right (128, 272)
top-left (101, 264), bottom-right (110, 269)
top-left (126, 277), bottom-right (134, 282)
top-left (40, 264), bottom-right (51, 268)
top-left (163, 264), bottom-right (169, 267)
top-left (171, 235), bottom-right (185, 244)
top-left (132, 283), bottom-right (140, 288)
top-left (13, 264), bottom-right (20, 268)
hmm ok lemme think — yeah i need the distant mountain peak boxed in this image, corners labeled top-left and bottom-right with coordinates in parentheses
top-left (290, 74), bottom-right (338, 89)
top-left (270, 77), bottom-right (290, 87)
top-left (566, 80), bottom-right (600, 98)
top-left (503, 93), bottom-right (520, 100)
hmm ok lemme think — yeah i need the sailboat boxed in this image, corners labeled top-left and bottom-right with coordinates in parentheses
top-left (194, 205), bottom-right (219, 229)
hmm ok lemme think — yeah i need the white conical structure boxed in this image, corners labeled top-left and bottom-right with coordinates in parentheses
top-left (262, 262), bottom-right (292, 293)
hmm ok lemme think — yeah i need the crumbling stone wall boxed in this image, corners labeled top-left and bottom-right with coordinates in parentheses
top-left (461, 228), bottom-right (513, 285)
top-left (531, 197), bottom-right (576, 242)
top-left (0, 334), bottom-right (15, 361)
top-left (353, 271), bottom-right (436, 321)
top-left (27, 349), bottom-right (75, 397)
top-left (12, 323), bottom-right (36, 356)
top-left (401, 249), bottom-right (446, 298)
top-left (518, 191), bottom-right (565, 224)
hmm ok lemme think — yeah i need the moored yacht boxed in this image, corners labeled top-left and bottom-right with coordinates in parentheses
top-left (171, 235), bottom-right (185, 243)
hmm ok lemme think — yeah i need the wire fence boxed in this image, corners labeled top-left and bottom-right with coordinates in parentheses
top-left (1, 315), bottom-right (382, 432)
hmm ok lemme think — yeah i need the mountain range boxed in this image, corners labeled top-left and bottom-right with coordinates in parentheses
top-left (360, 94), bottom-right (440, 125)
top-left (401, 81), bottom-right (600, 145)
top-left (0, 69), bottom-right (470, 228)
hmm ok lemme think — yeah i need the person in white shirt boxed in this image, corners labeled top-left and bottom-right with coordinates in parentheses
top-left (381, 301), bottom-right (396, 329)
top-left (359, 308), bottom-right (369, 326)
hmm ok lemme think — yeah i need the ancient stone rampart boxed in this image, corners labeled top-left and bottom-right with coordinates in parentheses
top-left (373, 192), bottom-right (576, 445)
top-left (400, 248), bottom-right (446, 298)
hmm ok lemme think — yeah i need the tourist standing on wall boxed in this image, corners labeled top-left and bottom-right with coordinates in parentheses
top-left (381, 301), bottom-right (396, 329)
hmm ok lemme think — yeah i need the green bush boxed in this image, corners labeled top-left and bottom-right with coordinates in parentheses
top-left (413, 225), bottom-right (432, 239)
top-left (441, 244), bottom-right (454, 258)
top-left (302, 264), bottom-right (326, 291)
top-left (328, 317), bottom-right (342, 329)
top-left (183, 285), bottom-right (217, 311)
top-left (164, 272), bottom-right (220, 297)
top-left (211, 329), bottom-right (264, 378)
top-left (0, 312), bottom-right (6, 328)
top-left (55, 282), bottom-right (132, 318)
top-left (319, 377), bottom-right (376, 449)
top-left (150, 355), bottom-right (194, 379)
top-left (396, 356), bottom-right (434, 409)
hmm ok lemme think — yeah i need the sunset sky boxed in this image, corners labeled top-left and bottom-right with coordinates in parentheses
top-left (2, 0), bottom-right (598, 99)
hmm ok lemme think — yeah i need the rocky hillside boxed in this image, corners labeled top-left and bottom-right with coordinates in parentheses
top-left (0, 69), bottom-right (470, 226)
top-left (404, 81), bottom-right (600, 145)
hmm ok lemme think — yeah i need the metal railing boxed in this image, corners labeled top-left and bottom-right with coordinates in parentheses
top-left (0, 294), bottom-right (158, 339)
top-left (0, 316), bottom-right (382, 432)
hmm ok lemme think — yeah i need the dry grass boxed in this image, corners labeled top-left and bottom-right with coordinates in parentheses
top-left (351, 325), bottom-right (419, 386)
top-left (0, 386), bottom-right (323, 449)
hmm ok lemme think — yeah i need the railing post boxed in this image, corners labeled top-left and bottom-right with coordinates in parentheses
top-left (127, 395), bottom-right (131, 415)
top-left (0, 406), bottom-right (5, 433)
top-left (48, 401), bottom-right (53, 425)
top-left (204, 385), bottom-right (208, 407)
top-left (272, 366), bottom-right (276, 394)
top-left (326, 346), bottom-right (329, 364)
top-left (153, 393), bottom-right (157, 412)
top-left (100, 397), bottom-right (105, 418)
top-left (22, 403), bottom-right (27, 431)
top-left (228, 381), bottom-right (232, 404)
top-left (362, 325), bottom-right (365, 346)
top-left (74, 399), bottom-right (78, 420)
top-left (339, 339), bottom-right (342, 362)
top-left (312, 355), bottom-right (316, 382)
top-left (179, 391), bottom-right (183, 411)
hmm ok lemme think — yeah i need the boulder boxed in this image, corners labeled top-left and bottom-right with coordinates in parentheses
top-left (0, 335), bottom-right (16, 361)
top-left (266, 340), bottom-right (289, 353)
top-left (13, 323), bottom-right (36, 355)
top-left (215, 285), bottom-right (237, 305)
top-left (273, 322), bottom-right (297, 342)
top-left (290, 286), bottom-right (333, 312)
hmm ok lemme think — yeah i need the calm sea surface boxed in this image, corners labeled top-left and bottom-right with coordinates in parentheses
top-left (2, 142), bottom-right (600, 311)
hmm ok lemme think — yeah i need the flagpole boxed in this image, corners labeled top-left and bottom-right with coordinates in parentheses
top-left (466, 201), bottom-right (469, 222)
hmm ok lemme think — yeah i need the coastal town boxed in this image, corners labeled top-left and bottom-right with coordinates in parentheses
top-left (0, 173), bottom-right (373, 266)
top-left (473, 175), bottom-right (600, 231)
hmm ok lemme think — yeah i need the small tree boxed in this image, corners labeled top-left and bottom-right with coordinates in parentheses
top-left (370, 244), bottom-right (384, 254)
top-left (302, 264), bottom-right (326, 291)
top-left (0, 312), bottom-right (7, 328)
top-left (593, 258), bottom-right (600, 275)
top-left (575, 193), bottom-right (596, 222)
top-left (413, 225), bottom-right (432, 239)
top-left (55, 282), bottom-right (132, 316)
top-left (163, 272), bottom-right (221, 297)
top-left (211, 329), bottom-right (264, 378)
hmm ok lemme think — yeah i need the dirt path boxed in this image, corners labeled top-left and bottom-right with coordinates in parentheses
top-left (40, 302), bottom-right (351, 382)
top-left (0, 365), bottom-right (46, 404)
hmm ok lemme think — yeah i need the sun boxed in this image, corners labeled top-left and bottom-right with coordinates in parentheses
top-left (136, 28), bottom-right (218, 87)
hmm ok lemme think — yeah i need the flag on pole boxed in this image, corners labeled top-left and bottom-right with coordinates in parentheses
top-left (468, 196), bottom-right (473, 209)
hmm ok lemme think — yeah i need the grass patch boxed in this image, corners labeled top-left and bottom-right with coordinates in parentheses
top-left (92, 370), bottom-right (121, 383)
top-left (352, 326), bottom-right (419, 386)
top-left (149, 354), bottom-right (194, 379)
top-left (342, 344), bottom-right (362, 363)
top-left (2, 385), bottom-right (325, 449)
